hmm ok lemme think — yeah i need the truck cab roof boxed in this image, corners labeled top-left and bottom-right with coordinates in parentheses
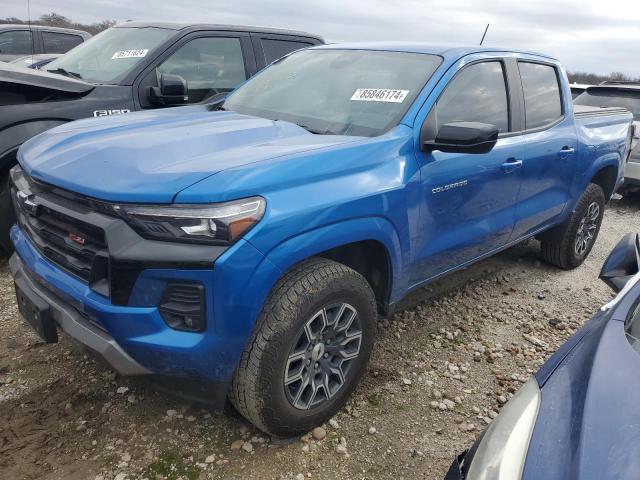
top-left (0, 24), bottom-right (91, 39)
top-left (113, 21), bottom-right (324, 42)
top-left (312, 41), bottom-right (557, 61)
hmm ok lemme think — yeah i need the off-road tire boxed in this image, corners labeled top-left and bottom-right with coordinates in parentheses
top-left (0, 173), bottom-right (14, 257)
top-left (540, 183), bottom-right (605, 269)
top-left (229, 258), bottom-right (377, 437)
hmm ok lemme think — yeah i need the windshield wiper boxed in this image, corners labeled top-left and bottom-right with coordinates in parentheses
top-left (295, 123), bottom-right (338, 135)
top-left (47, 67), bottom-right (83, 79)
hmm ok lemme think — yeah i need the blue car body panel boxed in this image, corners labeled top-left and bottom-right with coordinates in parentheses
top-left (11, 43), bottom-right (634, 388)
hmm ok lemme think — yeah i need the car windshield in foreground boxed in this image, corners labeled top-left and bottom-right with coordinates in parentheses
top-left (45, 27), bottom-right (174, 84)
top-left (223, 49), bottom-right (442, 137)
top-left (575, 88), bottom-right (640, 120)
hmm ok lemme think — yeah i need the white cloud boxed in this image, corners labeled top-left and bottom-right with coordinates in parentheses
top-left (6, 0), bottom-right (640, 76)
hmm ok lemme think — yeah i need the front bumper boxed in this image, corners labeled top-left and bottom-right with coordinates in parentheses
top-left (10, 252), bottom-right (150, 375)
top-left (10, 222), bottom-right (263, 383)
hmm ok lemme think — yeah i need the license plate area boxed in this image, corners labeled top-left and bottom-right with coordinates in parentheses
top-left (14, 282), bottom-right (58, 343)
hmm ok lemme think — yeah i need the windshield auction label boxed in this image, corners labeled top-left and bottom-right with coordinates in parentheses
top-left (112, 49), bottom-right (149, 60)
top-left (350, 88), bottom-right (409, 103)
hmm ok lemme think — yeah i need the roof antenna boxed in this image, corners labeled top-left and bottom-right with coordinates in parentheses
top-left (480, 23), bottom-right (490, 46)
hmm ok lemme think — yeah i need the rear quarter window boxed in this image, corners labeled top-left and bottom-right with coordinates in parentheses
top-left (260, 39), bottom-right (313, 64)
top-left (518, 62), bottom-right (563, 129)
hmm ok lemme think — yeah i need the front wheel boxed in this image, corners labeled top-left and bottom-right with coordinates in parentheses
top-left (0, 173), bottom-right (14, 257)
top-left (229, 258), bottom-right (377, 437)
top-left (540, 183), bottom-right (605, 269)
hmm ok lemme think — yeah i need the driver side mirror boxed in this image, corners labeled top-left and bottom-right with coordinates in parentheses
top-left (148, 73), bottom-right (189, 106)
top-left (600, 233), bottom-right (640, 293)
top-left (422, 122), bottom-right (499, 155)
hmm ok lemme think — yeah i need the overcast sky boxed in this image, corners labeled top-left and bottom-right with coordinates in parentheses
top-left (6, 0), bottom-right (640, 76)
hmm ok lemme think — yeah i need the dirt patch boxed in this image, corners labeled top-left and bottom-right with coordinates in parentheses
top-left (0, 196), bottom-right (638, 480)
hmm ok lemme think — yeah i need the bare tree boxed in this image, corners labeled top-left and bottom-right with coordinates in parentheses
top-left (568, 71), bottom-right (640, 85)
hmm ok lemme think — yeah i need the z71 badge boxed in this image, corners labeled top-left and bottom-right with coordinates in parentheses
top-left (93, 109), bottom-right (131, 117)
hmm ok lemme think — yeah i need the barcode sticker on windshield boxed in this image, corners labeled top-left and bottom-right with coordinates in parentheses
top-left (350, 88), bottom-right (409, 103)
top-left (112, 49), bottom-right (149, 60)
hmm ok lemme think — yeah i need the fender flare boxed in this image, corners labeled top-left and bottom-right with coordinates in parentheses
top-left (243, 216), bottom-right (405, 321)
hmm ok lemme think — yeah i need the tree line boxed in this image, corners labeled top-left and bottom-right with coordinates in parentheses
top-left (3, 12), bottom-right (640, 84)
top-left (1, 13), bottom-right (116, 35)
top-left (568, 71), bottom-right (640, 85)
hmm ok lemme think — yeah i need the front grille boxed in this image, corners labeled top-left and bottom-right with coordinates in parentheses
top-left (12, 185), bottom-right (108, 285)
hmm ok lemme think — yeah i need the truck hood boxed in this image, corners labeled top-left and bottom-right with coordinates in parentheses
top-left (18, 107), bottom-right (361, 203)
top-left (0, 61), bottom-right (93, 94)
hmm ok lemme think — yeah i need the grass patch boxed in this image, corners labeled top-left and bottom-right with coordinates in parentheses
top-left (143, 450), bottom-right (201, 480)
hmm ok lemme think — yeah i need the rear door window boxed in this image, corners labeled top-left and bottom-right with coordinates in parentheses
top-left (42, 32), bottom-right (83, 53)
top-left (518, 62), bottom-right (563, 129)
top-left (0, 30), bottom-right (33, 55)
top-left (260, 39), bottom-right (313, 64)
top-left (432, 61), bottom-right (510, 133)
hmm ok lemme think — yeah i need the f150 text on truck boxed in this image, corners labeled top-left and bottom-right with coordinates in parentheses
top-left (9, 44), bottom-right (634, 436)
top-left (0, 21), bottom-right (324, 254)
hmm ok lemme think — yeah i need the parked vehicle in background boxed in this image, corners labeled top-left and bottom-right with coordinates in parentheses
top-left (0, 24), bottom-right (90, 62)
top-left (0, 21), bottom-right (324, 255)
top-left (575, 83), bottom-right (640, 193)
top-left (447, 233), bottom-right (640, 480)
top-left (570, 82), bottom-right (591, 99)
top-left (8, 43), bottom-right (633, 436)
top-left (9, 53), bottom-right (60, 69)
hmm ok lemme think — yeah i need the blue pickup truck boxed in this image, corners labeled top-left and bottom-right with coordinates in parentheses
top-left (8, 43), bottom-right (634, 436)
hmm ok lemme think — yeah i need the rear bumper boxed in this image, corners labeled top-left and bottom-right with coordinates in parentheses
top-left (10, 252), bottom-right (150, 375)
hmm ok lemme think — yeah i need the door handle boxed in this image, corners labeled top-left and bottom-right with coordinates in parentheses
top-left (559, 146), bottom-right (575, 158)
top-left (501, 158), bottom-right (523, 173)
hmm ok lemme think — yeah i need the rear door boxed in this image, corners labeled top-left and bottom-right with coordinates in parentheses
top-left (509, 60), bottom-right (577, 240)
top-left (251, 33), bottom-right (318, 69)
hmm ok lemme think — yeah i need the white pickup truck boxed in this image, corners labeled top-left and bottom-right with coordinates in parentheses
top-left (575, 82), bottom-right (640, 192)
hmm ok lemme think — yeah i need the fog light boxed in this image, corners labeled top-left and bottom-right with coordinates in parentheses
top-left (159, 283), bottom-right (206, 332)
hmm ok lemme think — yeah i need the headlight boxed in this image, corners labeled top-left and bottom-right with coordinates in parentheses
top-left (466, 378), bottom-right (540, 480)
top-left (114, 197), bottom-right (266, 245)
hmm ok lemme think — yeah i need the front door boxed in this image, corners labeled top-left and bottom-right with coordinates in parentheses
top-left (411, 60), bottom-right (525, 285)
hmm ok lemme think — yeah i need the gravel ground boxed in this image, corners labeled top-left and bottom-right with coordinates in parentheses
top-left (0, 196), bottom-right (638, 480)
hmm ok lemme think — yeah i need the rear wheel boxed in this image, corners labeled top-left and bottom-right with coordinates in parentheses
top-left (0, 173), bottom-right (14, 257)
top-left (540, 183), bottom-right (605, 269)
top-left (229, 258), bottom-right (377, 437)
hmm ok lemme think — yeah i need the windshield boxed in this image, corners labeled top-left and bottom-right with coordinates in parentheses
top-left (575, 89), bottom-right (640, 120)
top-left (223, 49), bottom-right (442, 137)
top-left (45, 27), bottom-right (174, 84)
